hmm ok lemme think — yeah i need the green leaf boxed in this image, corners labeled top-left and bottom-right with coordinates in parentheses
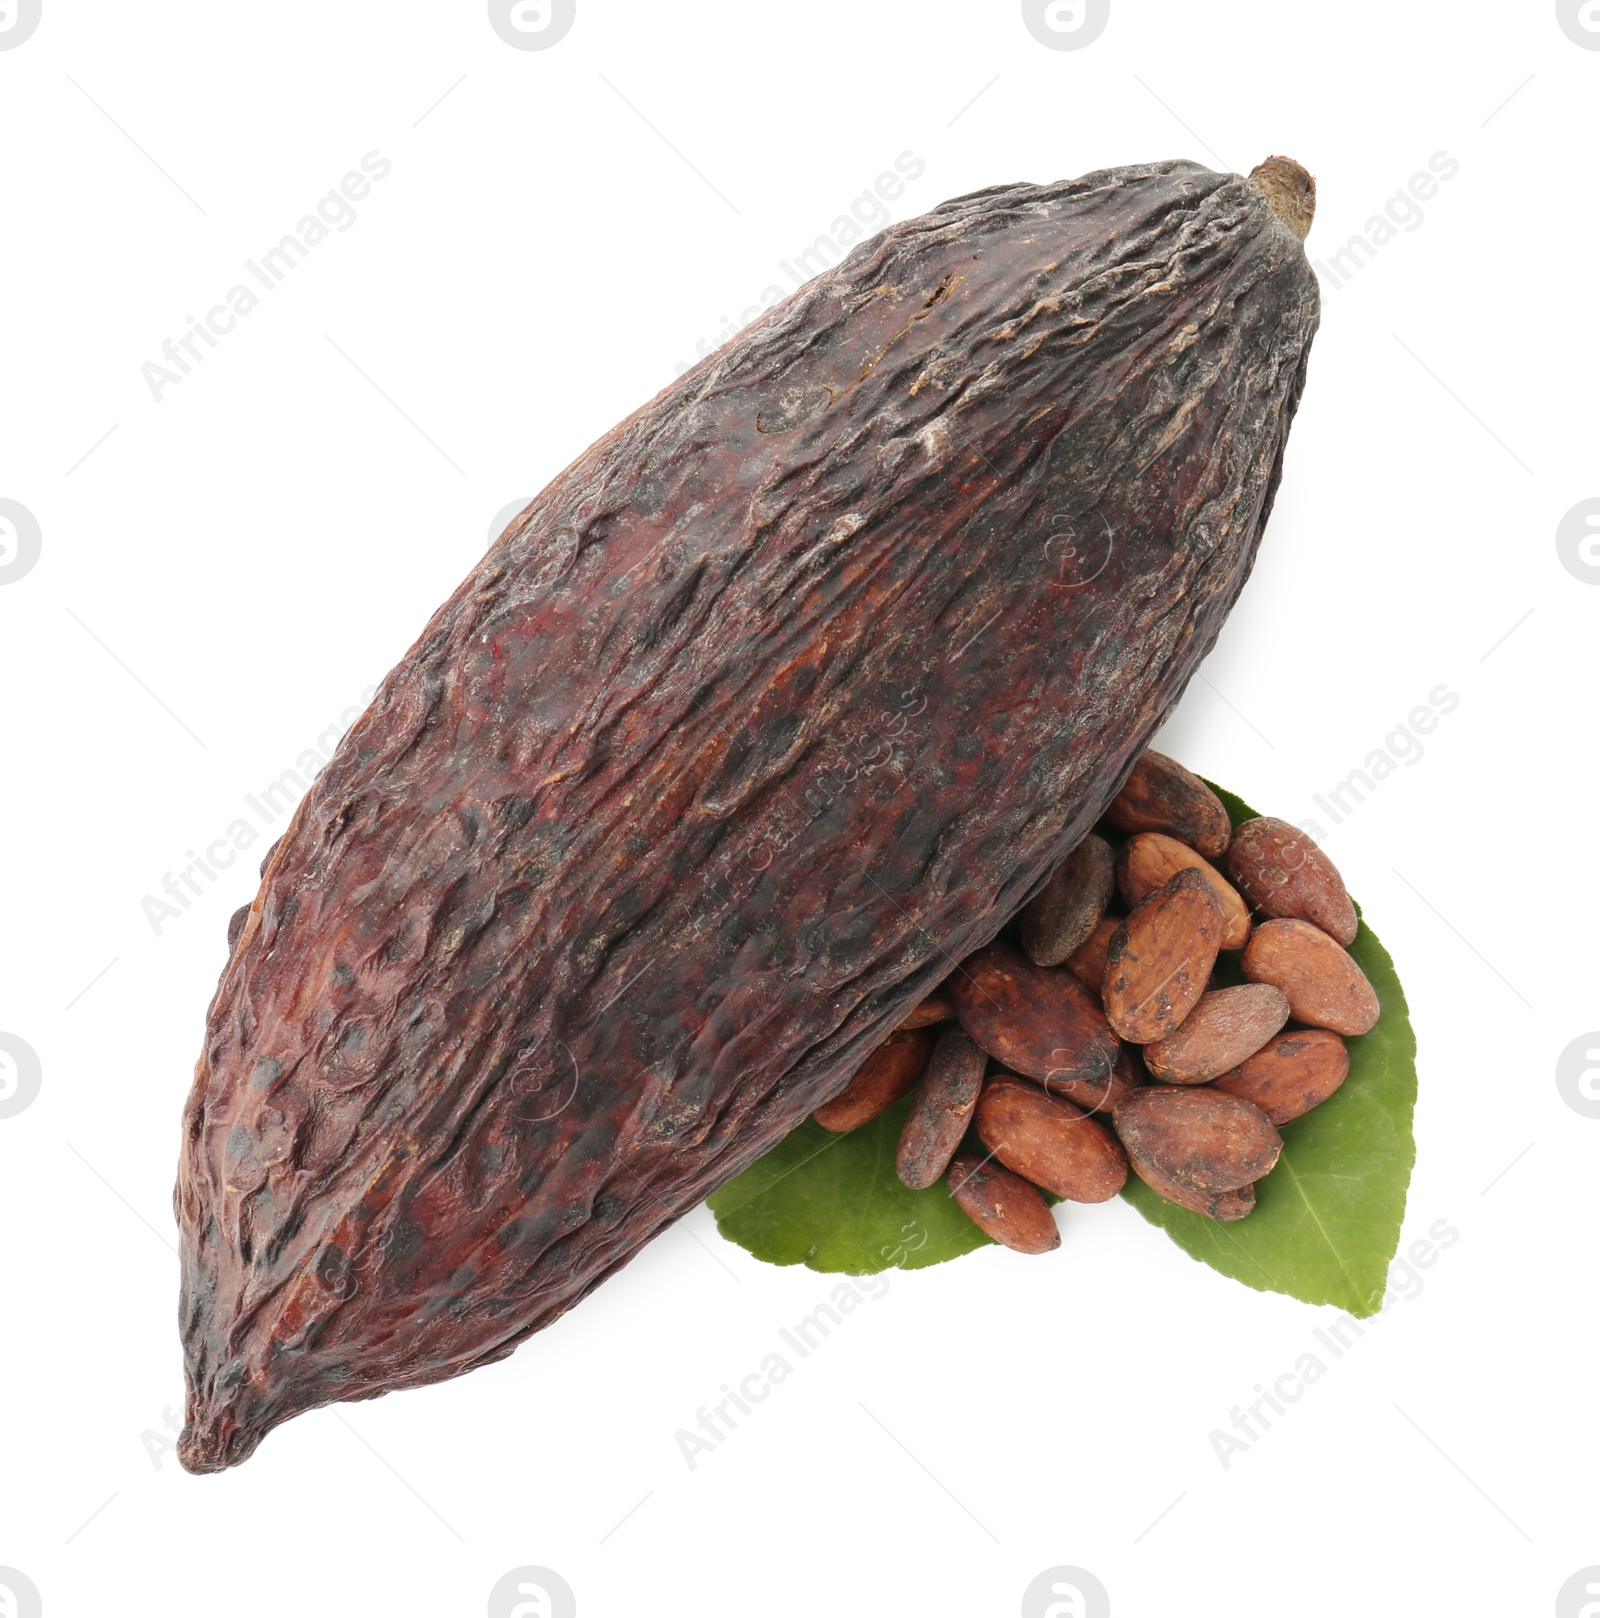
top-left (709, 779), bottom-right (1417, 1312)
top-left (1120, 781), bottom-right (1417, 1318)
top-left (707, 1093), bottom-right (998, 1273)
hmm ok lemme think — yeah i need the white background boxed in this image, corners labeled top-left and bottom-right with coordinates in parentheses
top-left (0, 2), bottom-right (1594, 1615)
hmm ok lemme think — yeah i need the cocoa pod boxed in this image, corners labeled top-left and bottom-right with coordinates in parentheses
top-left (1226, 816), bottom-right (1358, 946)
top-left (949, 941), bottom-right (1120, 1094)
top-left (1020, 833), bottom-right (1115, 967)
top-left (1105, 751), bottom-right (1232, 858)
top-left (1113, 1086), bottom-right (1282, 1192)
top-left (1142, 984), bottom-right (1291, 1085)
top-left (813, 1028), bottom-right (935, 1132)
top-left (1131, 1153), bottom-right (1256, 1221)
top-left (975, 1078), bottom-right (1128, 1202)
top-left (175, 159), bottom-right (1318, 1470)
top-left (1065, 914), bottom-right (1120, 998)
top-left (1103, 868), bottom-right (1226, 1043)
top-left (897, 1030), bottom-right (986, 1189)
top-left (899, 987), bottom-right (956, 1030)
top-left (1213, 1027), bottom-right (1349, 1125)
top-left (1241, 918), bottom-right (1379, 1035)
top-left (1116, 831), bottom-right (1251, 949)
top-left (946, 1152), bottom-right (1061, 1255)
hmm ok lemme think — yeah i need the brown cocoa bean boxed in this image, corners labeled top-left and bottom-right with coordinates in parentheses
top-left (1065, 914), bottom-right (1120, 998)
top-left (899, 987), bottom-right (956, 1030)
top-left (1105, 750), bottom-right (1232, 858)
top-left (1131, 1153), bottom-right (1257, 1221)
top-left (1073, 1043), bottom-right (1144, 1114)
top-left (1142, 984), bottom-right (1291, 1085)
top-left (1240, 918), bottom-right (1379, 1036)
top-left (813, 1028), bottom-right (935, 1132)
top-left (1213, 1028), bottom-right (1350, 1125)
top-left (949, 941), bottom-right (1121, 1093)
top-left (975, 1078), bottom-right (1128, 1202)
top-left (897, 1031), bottom-right (986, 1190)
top-left (996, 1041), bottom-right (1141, 1114)
top-left (946, 1151), bottom-right (1061, 1254)
top-left (1227, 816), bottom-right (1357, 946)
top-left (1116, 831), bottom-right (1251, 949)
top-left (1112, 1086), bottom-right (1282, 1191)
top-left (1020, 833), bottom-right (1116, 967)
top-left (1103, 868), bottom-right (1226, 1043)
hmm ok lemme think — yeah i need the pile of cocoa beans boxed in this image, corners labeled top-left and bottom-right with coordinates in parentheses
top-left (813, 752), bottom-right (1380, 1253)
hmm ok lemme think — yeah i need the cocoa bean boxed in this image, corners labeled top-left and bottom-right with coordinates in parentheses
top-left (1241, 918), bottom-right (1379, 1035)
top-left (1131, 1153), bottom-right (1256, 1221)
top-left (897, 1030), bottom-right (986, 1190)
top-left (1105, 750), bottom-right (1232, 858)
top-left (1069, 1042), bottom-right (1143, 1114)
top-left (1116, 832), bottom-right (1251, 950)
top-left (899, 987), bottom-right (956, 1030)
top-left (1213, 1028), bottom-right (1350, 1125)
top-left (813, 1028), bottom-right (935, 1132)
top-left (1227, 816), bottom-right (1357, 946)
top-left (975, 1077), bottom-right (1128, 1202)
top-left (1065, 914), bottom-right (1120, 999)
top-left (946, 1151), bottom-right (1061, 1255)
top-left (1020, 833), bottom-right (1116, 967)
top-left (1142, 984), bottom-right (1291, 1085)
top-left (1112, 1086), bottom-right (1281, 1191)
top-left (949, 941), bottom-right (1121, 1093)
top-left (994, 1042), bottom-right (1141, 1114)
top-left (1103, 868), bottom-right (1226, 1043)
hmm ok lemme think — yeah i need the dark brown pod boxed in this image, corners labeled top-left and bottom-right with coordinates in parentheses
top-left (1131, 1153), bottom-right (1257, 1221)
top-left (1105, 751), bottom-right (1233, 858)
top-left (1065, 914), bottom-right (1120, 998)
top-left (813, 1028), bottom-right (935, 1132)
top-left (896, 1030), bottom-right (986, 1189)
top-left (1103, 868), bottom-right (1226, 1043)
top-left (1213, 1028), bottom-right (1350, 1125)
top-left (899, 986), bottom-right (956, 1029)
top-left (946, 1151), bottom-right (1061, 1255)
top-left (1020, 833), bottom-right (1116, 968)
top-left (1227, 816), bottom-right (1358, 946)
top-left (975, 1078), bottom-right (1128, 1202)
top-left (949, 941), bottom-right (1121, 1095)
top-left (1142, 984), bottom-right (1291, 1085)
top-left (1113, 1086), bottom-right (1282, 1192)
top-left (175, 159), bottom-right (1318, 1470)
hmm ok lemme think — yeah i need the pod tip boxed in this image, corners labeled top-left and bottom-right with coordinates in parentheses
top-left (1249, 156), bottom-right (1316, 241)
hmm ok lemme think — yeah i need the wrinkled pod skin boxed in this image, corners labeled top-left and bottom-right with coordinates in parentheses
top-left (175, 158), bottom-right (1319, 1471)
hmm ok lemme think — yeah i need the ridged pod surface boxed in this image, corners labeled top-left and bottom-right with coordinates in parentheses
top-left (176, 158), bottom-right (1319, 1470)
